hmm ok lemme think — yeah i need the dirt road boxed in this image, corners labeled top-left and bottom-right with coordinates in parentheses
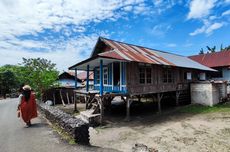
top-left (90, 106), bottom-right (230, 152)
top-left (0, 98), bottom-right (118, 152)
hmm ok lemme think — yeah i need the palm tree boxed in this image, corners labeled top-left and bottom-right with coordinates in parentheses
top-left (199, 48), bottom-right (204, 54)
top-left (206, 46), bottom-right (216, 53)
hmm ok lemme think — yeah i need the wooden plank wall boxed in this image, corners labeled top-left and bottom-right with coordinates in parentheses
top-left (126, 62), bottom-right (201, 95)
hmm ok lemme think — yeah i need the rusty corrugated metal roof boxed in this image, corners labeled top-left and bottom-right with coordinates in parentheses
top-left (77, 71), bottom-right (94, 80)
top-left (189, 50), bottom-right (230, 68)
top-left (98, 38), bottom-right (215, 71)
top-left (68, 71), bottom-right (94, 80)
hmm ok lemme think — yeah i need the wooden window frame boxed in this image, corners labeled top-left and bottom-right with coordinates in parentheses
top-left (103, 67), bottom-right (108, 85)
top-left (163, 69), bottom-right (174, 83)
top-left (139, 66), bottom-right (152, 84)
top-left (95, 68), bottom-right (100, 84)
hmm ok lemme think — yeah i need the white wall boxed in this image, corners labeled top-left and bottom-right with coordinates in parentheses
top-left (222, 67), bottom-right (230, 82)
top-left (191, 83), bottom-right (213, 106)
top-left (191, 82), bottom-right (227, 106)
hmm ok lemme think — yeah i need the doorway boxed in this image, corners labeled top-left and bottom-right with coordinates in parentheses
top-left (113, 62), bottom-right (120, 86)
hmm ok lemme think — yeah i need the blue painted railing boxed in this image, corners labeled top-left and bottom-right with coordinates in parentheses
top-left (94, 85), bottom-right (127, 94)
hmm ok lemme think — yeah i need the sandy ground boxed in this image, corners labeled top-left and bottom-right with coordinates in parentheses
top-left (89, 109), bottom-right (230, 152)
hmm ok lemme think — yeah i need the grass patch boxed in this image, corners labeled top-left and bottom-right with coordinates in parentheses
top-left (179, 102), bottom-right (230, 114)
top-left (52, 123), bottom-right (76, 145)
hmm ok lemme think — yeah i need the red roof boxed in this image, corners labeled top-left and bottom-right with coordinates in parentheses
top-left (98, 50), bottom-right (126, 60)
top-left (189, 50), bottom-right (230, 68)
top-left (99, 38), bottom-right (174, 65)
top-left (77, 71), bottom-right (94, 80)
top-left (67, 71), bottom-right (94, 80)
top-left (69, 37), bottom-right (215, 72)
top-left (67, 71), bottom-right (75, 76)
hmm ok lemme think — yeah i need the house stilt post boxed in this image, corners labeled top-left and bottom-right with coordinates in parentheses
top-left (86, 65), bottom-right (89, 92)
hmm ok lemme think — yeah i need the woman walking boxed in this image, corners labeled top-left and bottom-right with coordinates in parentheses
top-left (18, 85), bottom-right (37, 127)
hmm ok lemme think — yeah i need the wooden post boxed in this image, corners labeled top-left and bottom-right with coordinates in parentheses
top-left (99, 97), bottom-right (104, 124)
top-left (157, 93), bottom-right (163, 113)
top-left (86, 65), bottom-right (89, 92)
top-left (126, 97), bottom-right (130, 121)
top-left (74, 93), bottom-right (78, 112)
top-left (53, 91), bottom-right (56, 105)
top-left (75, 68), bottom-right (78, 89)
top-left (59, 89), bottom-right (66, 106)
top-left (138, 96), bottom-right (141, 102)
top-left (100, 60), bottom-right (103, 96)
top-left (85, 95), bottom-right (91, 109)
top-left (124, 96), bottom-right (132, 121)
top-left (176, 91), bottom-right (180, 106)
top-left (66, 92), bottom-right (70, 104)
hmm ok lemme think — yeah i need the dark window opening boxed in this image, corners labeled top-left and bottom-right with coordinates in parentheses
top-left (103, 68), bottom-right (108, 84)
top-left (139, 68), bottom-right (145, 84)
top-left (95, 69), bottom-right (100, 84)
top-left (210, 69), bottom-right (223, 78)
top-left (146, 68), bottom-right (152, 84)
top-left (163, 69), bottom-right (174, 83)
top-left (113, 62), bottom-right (120, 86)
top-left (139, 66), bottom-right (152, 84)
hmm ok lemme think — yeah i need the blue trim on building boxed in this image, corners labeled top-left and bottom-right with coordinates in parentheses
top-left (94, 61), bottom-right (127, 94)
top-left (75, 69), bottom-right (77, 88)
top-left (100, 60), bottom-right (103, 96)
top-left (121, 62), bottom-right (126, 85)
top-left (94, 85), bottom-right (127, 94)
top-left (86, 65), bottom-right (89, 92)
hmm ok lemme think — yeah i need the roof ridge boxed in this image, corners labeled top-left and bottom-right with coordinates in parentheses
top-left (189, 49), bottom-right (230, 57)
top-left (100, 37), bottom-right (187, 57)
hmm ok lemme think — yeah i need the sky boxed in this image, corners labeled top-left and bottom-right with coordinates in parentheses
top-left (0, 0), bottom-right (230, 71)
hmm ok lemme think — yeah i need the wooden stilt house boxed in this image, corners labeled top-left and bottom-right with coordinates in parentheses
top-left (69, 37), bottom-right (215, 122)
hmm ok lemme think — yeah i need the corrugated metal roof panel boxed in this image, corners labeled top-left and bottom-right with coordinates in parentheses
top-left (77, 71), bottom-right (94, 80)
top-left (98, 50), bottom-right (128, 61)
top-left (154, 51), bottom-right (215, 71)
top-left (67, 71), bottom-right (94, 80)
top-left (100, 38), bottom-right (214, 71)
top-left (189, 50), bottom-right (230, 68)
top-left (69, 37), bottom-right (216, 71)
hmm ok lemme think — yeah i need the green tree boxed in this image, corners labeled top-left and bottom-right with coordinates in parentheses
top-left (220, 44), bottom-right (224, 51)
top-left (0, 64), bottom-right (27, 86)
top-left (0, 70), bottom-right (17, 98)
top-left (20, 58), bottom-right (59, 100)
top-left (199, 48), bottom-right (204, 54)
top-left (206, 46), bottom-right (216, 53)
top-left (224, 45), bottom-right (230, 51)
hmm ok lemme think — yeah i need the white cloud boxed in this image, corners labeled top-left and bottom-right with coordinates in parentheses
top-left (151, 0), bottom-right (178, 14)
top-left (187, 0), bottom-right (216, 19)
top-left (187, 0), bottom-right (228, 36)
top-left (0, 0), bottom-right (149, 71)
top-left (222, 10), bottom-right (230, 16)
top-left (206, 22), bottom-right (224, 33)
top-left (133, 3), bottom-right (149, 14)
top-left (153, 0), bottom-right (163, 6)
top-left (190, 25), bottom-right (206, 36)
top-left (150, 24), bottom-right (172, 37)
top-left (0, 0), bottom-right (148, 39)
top-left (0, 35), bottom-right (99, 71)
top-left (123, 5), bottom-right (133, 11)
top-left (190, 21), bottom-right (224, 36)
top-left (166, 43), bottom-right (177, 47)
